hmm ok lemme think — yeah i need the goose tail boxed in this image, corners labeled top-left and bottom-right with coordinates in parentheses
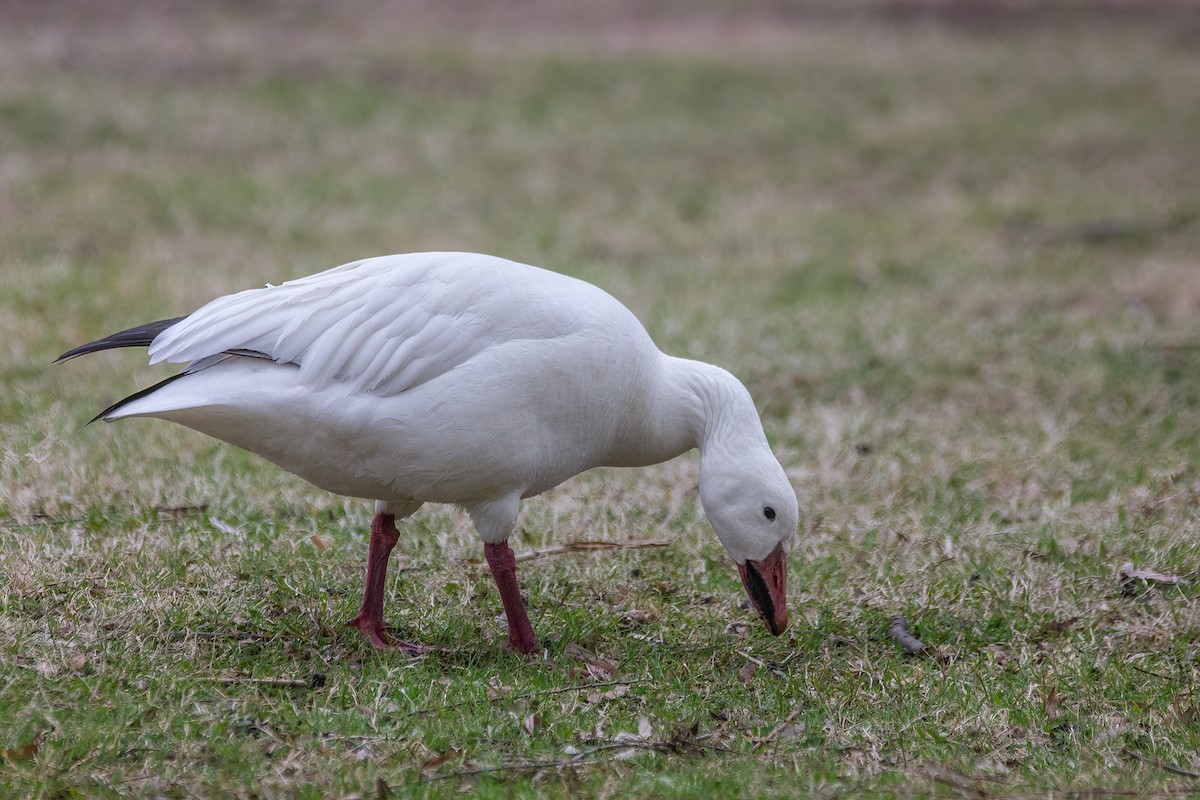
top-left (87, 373), bottom-right (191, 424)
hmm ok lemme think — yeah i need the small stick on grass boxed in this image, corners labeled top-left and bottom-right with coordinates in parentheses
top-left (1123, 747), bottom-right (1200, 780)
top-left (736, 649), bottom-right (765, 667)
top-left (1130, 663), bottom-right (1175, 682)
top-left (472, 538), bottom-right (673, 569)
top-left (752, 708), bottom-right (802, 752)
top-left (414, 734), bottom-right (719, 785)
top-left (406, 677), bottom-right (654, 717)
top-left (888, 615), bottom-right (934, 657)
top-left (194, 630), bottom-right (274, 642)
top-left (214, 676), bottom-right (310, 688)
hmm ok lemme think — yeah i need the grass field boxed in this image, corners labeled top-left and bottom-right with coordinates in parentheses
top-left (2, 2), bottom-right (1200, 797)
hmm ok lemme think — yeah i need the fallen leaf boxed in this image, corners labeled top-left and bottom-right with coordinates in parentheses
top-left (726, 622), bottom-right (751, 638)
top-left (309, 534), bottom-right (328, 552)
top-left (589, 662), bottom-right (616, 679)
top-left (737, 660), bottom-right (758, 683)
top-left (419, 749), bottom-right (458, 771)
top-left (3, 734), bottom-right (40, 762)
top-left (562, 643), bottom-right (590, 659)
top-left (584, 684), bottom-right (629, 704)
top-left (604, 684), bottom-right (629, 700)
top-left (524, 714), bottom-right (539, 737)
top-left (637, 716), bottom-right (652, 739)
top-left (69, 653), bottom-right (87, 672)
top-left (581, 721), bottom-right (605, 742)
top-left (1045, 685), bottom-right (1058, 721)
top-left (620, 610), bottom-right (651, 628)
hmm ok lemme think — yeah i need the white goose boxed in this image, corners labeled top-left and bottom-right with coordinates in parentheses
top-left (59, 252), bottom-right (798, 653)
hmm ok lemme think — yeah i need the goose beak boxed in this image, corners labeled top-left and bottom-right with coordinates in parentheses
top-left (737, 543), bottom-right (789, 635)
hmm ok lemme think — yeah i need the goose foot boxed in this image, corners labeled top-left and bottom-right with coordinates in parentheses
top-left (347, 615), bottom-right (431, 653)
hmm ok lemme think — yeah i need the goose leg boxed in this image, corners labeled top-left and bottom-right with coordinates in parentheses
top-left (348, 512), bottom-right (425, 652)
top-left (484, 541), bottom-right (538, 654)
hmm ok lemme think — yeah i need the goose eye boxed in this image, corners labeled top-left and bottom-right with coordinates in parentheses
top-left (763, 506), bottom-right (776, 521)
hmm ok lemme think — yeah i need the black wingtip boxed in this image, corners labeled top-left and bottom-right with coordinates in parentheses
top-left (56, 316), bottom-right (188, 364)
top-left (87, 372), bottom-right (190, 424)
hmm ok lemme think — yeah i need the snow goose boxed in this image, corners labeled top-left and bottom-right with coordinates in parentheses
top-left (58, 252), bottom-right (798, 653)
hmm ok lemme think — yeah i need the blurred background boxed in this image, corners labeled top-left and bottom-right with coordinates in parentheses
top-left (5, 0), bottom-right (1199, 506)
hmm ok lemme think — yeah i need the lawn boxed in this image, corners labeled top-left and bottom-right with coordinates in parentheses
top-left (2, 2), bottom-right (1199, 797)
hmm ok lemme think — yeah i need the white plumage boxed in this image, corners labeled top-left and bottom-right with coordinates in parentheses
top-left (61, 252), bottom-right (798, 654)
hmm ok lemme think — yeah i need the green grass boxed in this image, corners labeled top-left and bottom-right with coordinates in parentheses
top-left (3, 2), bottom-right (1200, 797)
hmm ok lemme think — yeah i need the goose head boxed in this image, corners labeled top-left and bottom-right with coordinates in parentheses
top-left (699, 445), bottom-right (798, 636)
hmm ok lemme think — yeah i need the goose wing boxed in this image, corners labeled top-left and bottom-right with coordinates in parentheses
top-left (148, 252), bottom-right (587, 396)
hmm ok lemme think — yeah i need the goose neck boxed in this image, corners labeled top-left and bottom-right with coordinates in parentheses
top-left (659, 355), bottom-right (763, 456)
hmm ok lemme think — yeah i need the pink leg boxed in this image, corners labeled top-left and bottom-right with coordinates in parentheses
top-left (484, 541), bottom-right (538, 655)
top-left (348, 513), bottom-right (426, 653)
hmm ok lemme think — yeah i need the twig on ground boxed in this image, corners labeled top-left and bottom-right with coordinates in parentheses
top-left (194, 630), bottom-right (275, 642)
top-left (736, 649), bottom-right (764, 667)
top-left (1123, 748), bottom-right (1200, 780)
top-left (1008, 211), bottom-right (1195, 246)
top-left (471, 538), bottom-right (672, 569)
top-left (507, 678), bottom-right (647, 705)
top-left (888, 615), bottom-right (935, 658)
top-left (406, 678), bottom-right (653, 717)
top-left (413, 733), bottom-right (718, 784)
top-left (214, 676), bottom-right (313, 688)
top-left (1130, 663), bottom-right (1175, 682)
top-left (155, 504), bottom-right (209, 518)
top-left (752, 708), bottom-right (802, 752)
